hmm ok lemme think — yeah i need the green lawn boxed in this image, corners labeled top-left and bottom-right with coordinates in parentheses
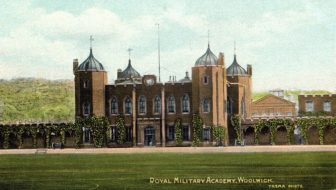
top-left (0, 152), bottom-right (335, 190)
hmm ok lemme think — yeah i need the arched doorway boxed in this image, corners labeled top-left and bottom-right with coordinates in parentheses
top-left (144, 126), bottom-right (155, 146)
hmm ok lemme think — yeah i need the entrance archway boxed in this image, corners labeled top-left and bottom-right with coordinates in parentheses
top-left (144, 126), bottom-right (155, 146)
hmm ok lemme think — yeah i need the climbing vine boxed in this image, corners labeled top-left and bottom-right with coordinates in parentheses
top-left (175, 118), bottom-right (183, 146)
top-left (116, 115), bottom-right (126, 145)
top-left (231, 115), bottom-right (242, 144)
top-left (192, 114), bottom-right (203, 147)
top-left (212, 126), bottom-right (225, 146)
top-left (284, 119), bottom-right (294, 145)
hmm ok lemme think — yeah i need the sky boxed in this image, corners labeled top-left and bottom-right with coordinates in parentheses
top-left (0, 0), bottom-right (335, 92)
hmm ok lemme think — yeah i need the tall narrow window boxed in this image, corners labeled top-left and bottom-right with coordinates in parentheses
top-left (154, 96), bottom-right (161, 114)
top-left (110, 97), bottom-right (118, 115)
top-left (203, 76), bottom-right (209, 85)
top-left (83, 80), bottom-right (88, 88)
top-left (168, 96), bottom-right (175, 113)
top-left (203, 98), bottom-right (210, 113)
top-left (203, 128), bottom-right (210, 141)
top-left (139, 96), bottom-right (146, 114)
top-left (183, 125), bottom-right (189, 141)
top-left (182, 94), bottom-right (190, 113)
top-left (167, 125), bottom-right (175, 141)
top-left (124, 97), bottom-right (132, 114)
top-left (305, 101), bottom-right (314, 112)
top-left (323, 101), bottom-right (331, 112)
top-left (83, 102), bottom-right (90, 116)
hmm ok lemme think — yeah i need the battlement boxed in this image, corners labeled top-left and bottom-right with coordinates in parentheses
top-left (299, 94), bottom-right (336, 98)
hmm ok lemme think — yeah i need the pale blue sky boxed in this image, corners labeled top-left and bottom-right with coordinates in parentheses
top-left (0, 0), bottom-right (335, 91)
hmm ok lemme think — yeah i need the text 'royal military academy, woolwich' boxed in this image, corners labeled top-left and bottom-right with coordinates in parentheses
top-left (73, 41), bottom-right (252, 147)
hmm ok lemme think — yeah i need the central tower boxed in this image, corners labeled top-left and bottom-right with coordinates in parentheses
top-left (192, 44), bottom-right (228, 140)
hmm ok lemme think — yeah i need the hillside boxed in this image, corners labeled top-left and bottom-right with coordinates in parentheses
top-left (0, 78), bottom-right (75, 123)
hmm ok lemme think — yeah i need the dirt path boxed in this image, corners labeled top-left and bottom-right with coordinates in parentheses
top-left (0, 145), bottom-right (336, 154)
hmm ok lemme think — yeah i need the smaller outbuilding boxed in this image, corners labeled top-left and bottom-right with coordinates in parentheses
top-left (251, 94), bottom-right (296, 118)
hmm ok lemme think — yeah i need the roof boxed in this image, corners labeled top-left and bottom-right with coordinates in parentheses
top-left (119, 59), bottom-right (141, 79)
top-left (78, 48), bottom-right (105, 71)
top-left (195, 45), bottom-right (218, 66)
top-left (178, 71), bottom-right (191, 83)
top-left (253, 94), bottom-right (295, 106)
top-left (226, 54), bottom-right (248, 76)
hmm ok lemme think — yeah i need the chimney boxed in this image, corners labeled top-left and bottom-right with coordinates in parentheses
top-left (169, 76), bottom-right (172, 81)
top-left (185, 71), bottom-right (189, 78)
top-left (218, 52), bottom-right (225, 66)
top-left (73, 59), bottom-right (78, 75)
top-left (117, 68), bottom-right (122, 78)
top-left (247, 64), bottom-right (252, 76)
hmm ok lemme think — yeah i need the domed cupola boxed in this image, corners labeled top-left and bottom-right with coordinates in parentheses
top-left (195, 44), bottom-right (218, 66)
top-left (120, 59), bottom-right (141, 79)
top-left (226, 54), bottom-right (248, 76)
top-left (78, 48), bottom-right (105, 71)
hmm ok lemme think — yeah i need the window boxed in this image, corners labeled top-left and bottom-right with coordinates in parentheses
top-left (110, 97), bottom-right (118, 115)
top-left (111, 127), bottom-right (116, 142)
top-left (153, 96), bottom-right (161, 114)
top-left (182, 94), bottom-right (190, 113)
top-left (305, 101), bottom-right (314, 112)
top-left (168, 96), bottom-right (175, 113)
top-left (83, 102), bottom-right (90, 116)
top-left (124, 97), bottom-right (132, 114)
top-left (125, 127), bottom-right (132, 142)
top-left (139, 96), bottom-right (146, 114)
top-left (203, 128), bottom-right (210, 141)
top-left (323, 101), bottom-right (331, 112)
top-left (203, 98), bottom-right (210, 113)
top-left (287, 112), bottom-right (292, 116)
top-left (83, 127), bottom-right (91, 143)
top-left (83, 80), bottom-right (88, 88)
top-left (167, 126), bottom-right (175, 141)
top-left (183, 125), bottom-right (189, 141)
top-left (203, 76), bottom-right (209, 85)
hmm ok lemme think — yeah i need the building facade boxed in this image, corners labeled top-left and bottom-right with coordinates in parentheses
top-left (252, 94), bottom-right (296, 118)
top-left (298, 94), bottom-right (336, 116)
top-left (73, 44), bottom-right (253, 146)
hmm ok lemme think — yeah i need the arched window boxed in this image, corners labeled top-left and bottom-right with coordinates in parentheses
top-left (139, 96), bottom-right (146, 114)
top-left (154, 96), bottom-right (161, 114)
top-left (110, 97), bottom-right (118, 115)
top-left (124, 97), bottom-right (132, 114)
top-left (83, 102), bottom-right (90, 116)
top-left (83, 80), bottom-right (89, 88)
top-left (203, 98), bottom-right (210, 113)
top-left (167, 96), bottom-right (175, 113)
top-left (182, 94), bottom-right (190, 113)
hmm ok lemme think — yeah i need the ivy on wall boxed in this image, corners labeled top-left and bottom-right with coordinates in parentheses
top-left (175, 118), bottom-right (183, 146)
top-left (231, 115), bottom-right (242, 144)
top-left (212, 126), bottom-right (225, 146)
top-left (116, 115), bottom-right (126, 145)
top-left (192, 114), bottom-right (203, 147)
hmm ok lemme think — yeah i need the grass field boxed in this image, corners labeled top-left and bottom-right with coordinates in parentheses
top-left (0, 152), bottom-right (335, 190)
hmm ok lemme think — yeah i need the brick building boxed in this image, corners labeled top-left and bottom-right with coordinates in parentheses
top-left (251, 94), bottom-right (296, 118)
top-left (298, 94), bottom-right (336, 116)
top-left (73, 44), bottom-right (252, 146)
